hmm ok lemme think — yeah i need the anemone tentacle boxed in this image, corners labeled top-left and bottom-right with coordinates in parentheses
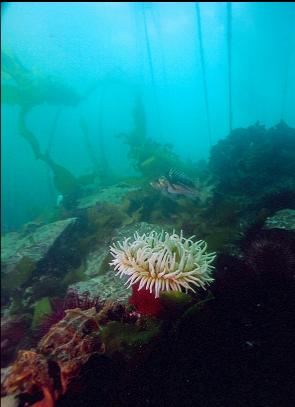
top-left (110, 231), bottom-right (215, 298)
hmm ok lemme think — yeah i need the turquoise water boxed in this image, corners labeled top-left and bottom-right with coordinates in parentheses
top-left (1, 2), bottom-right (295, 231)
top-left (1, 4), bottom-right (295, 407)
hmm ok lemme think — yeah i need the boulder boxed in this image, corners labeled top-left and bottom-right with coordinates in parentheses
top-left (264, 209), bottom-right (295, 231)
top-left (77, 184), bottom-right (140, 209)
top-left (69, 271), bottom-right (131, 303)
top-left (86, 221), bottom-right (173, 277)
top-left (1, 218), bottom-right (79, 277)
top-left (1, 314), bottom-right (32, 367)
top-left (70, 222), bottom-right (173, 303)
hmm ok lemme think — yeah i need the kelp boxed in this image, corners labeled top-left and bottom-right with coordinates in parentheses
top-left (46, 108), bottom-right (61, 156)
top-left (97, 86), bottom-right (109, 175)
top-left (119, 94), bottom-right (189, 178)
top-left (80, 115), bottom-right (116, 185)
top-left (128, 95), bottom-right (147, 145)
top-left (42, 153), bottom-right (80, 195)
top-left (18, 109), bottom-right (80, 196)
top-left (1, 51), bottom-right (32, 88)
top-left (1, 84), bottom-right (22, 105)
top-left (195, 3), bottom-right (212, 147)
top-left (1, 50), bottom-right (85, 110)
top-left (80, 117), bottom-right (103, 178)
top-left (18, 109), bottom-right (42, 159)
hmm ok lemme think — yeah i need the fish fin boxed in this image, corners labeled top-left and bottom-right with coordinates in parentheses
top-left (167, 168), bottom-right (196, 188)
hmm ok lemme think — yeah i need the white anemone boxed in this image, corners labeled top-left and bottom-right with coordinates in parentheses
top-left (110, 231), bottom-right (215, 298)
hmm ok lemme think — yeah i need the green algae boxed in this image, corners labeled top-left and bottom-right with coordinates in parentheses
top-left (100, 320), bottom-right (161, 357)
top-left (2, 256), bottom-right (36, 292)
top-left (31, 296), bottom-right (52, 329)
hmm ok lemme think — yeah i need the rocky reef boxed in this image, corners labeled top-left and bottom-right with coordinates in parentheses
top-left (1, 121), bottom-right (295, 406)
top-left (1, 298), bottom-right (162, 407)
top-left (209, 121), bottom-right (295, 216)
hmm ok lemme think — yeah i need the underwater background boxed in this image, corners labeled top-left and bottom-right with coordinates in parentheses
top-left (1, 3), bottom-right (295, 407)
top-left (1, 2), bottom-right (295, 232)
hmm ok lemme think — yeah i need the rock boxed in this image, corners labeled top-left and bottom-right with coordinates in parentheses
top-left (1, 303), bottom-right (143, 405)
top-left (264, 209), bottom-right (295, 231)
top-left (69, 271), bottom-right (131, 303)
top-left (37, 308), bottom-right (103, 395)
top-left (1, 314), bottom-right (32, 367)
top-left (100, 319), bottom-right (161, 359)
top-left (2, 350), bottom-right (54, 403)
top-left (83, 222), bottom-right (172, 278)
top-left (71, 222), bottom-right (173, 303)
top-left (1, 217), bottom-right (79, 277)
top-left (1, 367), bottom-right (11, 388)
top-left (0, 395), bottom-right (19, 407)
top-left (77, 184), bottom-right (140, 209)
top-left (112, 221), bottom-right (173, 242)
top-left (84, 246), bottom-right (110, 278)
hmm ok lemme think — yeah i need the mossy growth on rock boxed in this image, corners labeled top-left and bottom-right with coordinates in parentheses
top-left (209, 121), bottom-right (295, 212)
top-left (61, 264), bottom-right (88, 287)
top-left (31, 297), bottom-right (52, 330)
top-left (2, 256), bottom-right (36, 293)
top-left (100, 319), bottom-right (161, 359)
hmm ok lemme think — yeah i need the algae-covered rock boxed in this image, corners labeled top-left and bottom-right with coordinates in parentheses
top-left (69, 271), bottom-right (131, 303)
top-left (77, 184), bottom-right (140, 209)
top-left (112, 221), bottom-right (173, 242)
top-left (264, 209), bottom-right (295, 231)
top-left (85, 222), bottom-right (173, 278)
top-left (1, 313), bottom-right (32, 367)
top-left (62, 264), bottom-right (88, 287)
top-left (175, 293), bottom-right (215, 337)
top-left (160, 291), bottom-right (194, 317)
top-left (84, 246), bottom-right (110, 278)
top-left (100, 319), bottom-right (161, 358)
top-left (85, 203), bottom-right (133, 237)
top-left (209, 122), bottom-right (295, 215)
top-left (70, 222), bottom-right (174, 303)
top-left (1, 218), bottom-right (77, 270)
top-left (28, 276), bottom-right (64, 302)
top-left (1, 217), bottom-right (78, 278)
top-left (1, 256), bottom-right (36, 292)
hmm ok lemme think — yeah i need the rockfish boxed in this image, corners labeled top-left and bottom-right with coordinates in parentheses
top-left (150, 169), bottom-right (198, 198)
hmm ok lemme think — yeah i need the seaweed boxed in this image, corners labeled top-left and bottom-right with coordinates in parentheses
top-left (118, 94), bottom-right (190, 179)
top-left (31, 297), bottom-right (52, 330)
top-left (1, 84), bottom-right (22, 105)
top-left (1, 50), bottom-right (84, 109)
top-left (100, 319), bottom-right (161, 359)
top-left (61, 264), bottom-right (88, 287)
top-left (2, 256), bottom-right (36, 293)
top-left (18, 108), bottom-right (42, 159)
top-left (209, 121), bottom-right (295, 209)
top-left (18, 109), bottom-right (81, 197)
top-left (80, 117), bottom-right (104, 179)
top-left (42, 153), bottom-right (80, 195)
